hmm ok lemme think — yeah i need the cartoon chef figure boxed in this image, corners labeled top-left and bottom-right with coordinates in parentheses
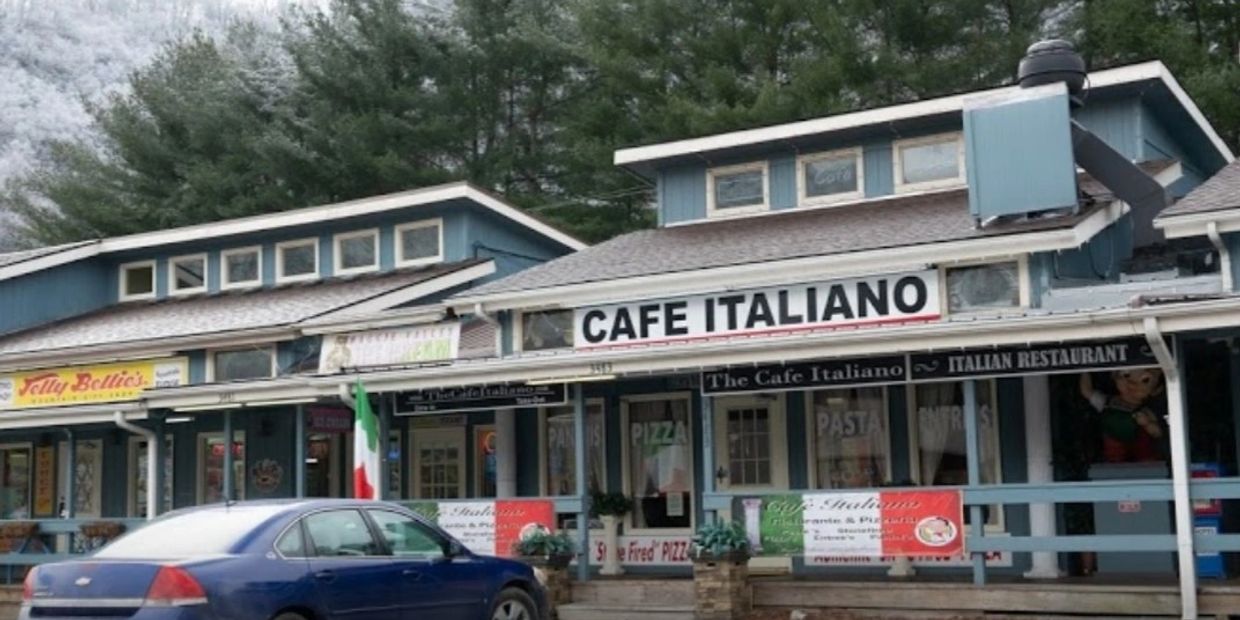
top-left (1080, 369), bottom-right (1165, 463)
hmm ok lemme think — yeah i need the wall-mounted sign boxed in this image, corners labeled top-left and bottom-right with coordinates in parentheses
top-left (703, 355), bottom-right (907, 395)
top-left (396, 384), bottom-right (567, 415)
top-left (909, 337), bottom-right (1157, 381)
top-left (307, 406), bottom-right (353, 434)
top-left (574, 270), bottom-right (940, 349)
top-left (33, 446), bottom-right (55, 517)
top-left (405, 500), bottom-right (555, 557)
top-left (585, 535), bottom-right (692, 566)
top-left (318, 323), bottom-right (461, 374)
top-left (0, 357), bottom-right (189, 410)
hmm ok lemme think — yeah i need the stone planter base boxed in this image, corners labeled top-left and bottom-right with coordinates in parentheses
top-left (692, 554), bottom-right (750, 620)
top-left (518, 555), bottom-right (573, 618)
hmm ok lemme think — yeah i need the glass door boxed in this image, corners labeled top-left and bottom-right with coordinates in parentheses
top-left (0, 445), bottom-right (31, 519)
top-left (411, 427), bottom-right (465, 499)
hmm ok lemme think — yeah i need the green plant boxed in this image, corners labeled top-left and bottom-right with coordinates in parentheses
top-left (691, 520), bottom-right (750, 559)
top-left (590, 491), bottom-right (633, 517)
top-left (512, 531), bottom-right (575, 558)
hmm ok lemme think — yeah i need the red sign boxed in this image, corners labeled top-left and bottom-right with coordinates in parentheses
top-left (878, 490), bottom-right (965, 558)
top-left (308, 407), bottom-right (354, 434)
top-left (494, 500), bottom-right (555, 558)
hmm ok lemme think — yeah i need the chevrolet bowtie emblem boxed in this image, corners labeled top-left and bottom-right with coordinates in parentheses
top-left (75, 577), bottom-right (91, 587)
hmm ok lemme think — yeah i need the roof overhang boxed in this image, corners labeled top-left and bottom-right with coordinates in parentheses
top-left (0, 242), bottom-right (101, 282)
top-left (0, 401), bottom-right (147, 431)
top-left (1156, 209), bottom-right (1240, 239)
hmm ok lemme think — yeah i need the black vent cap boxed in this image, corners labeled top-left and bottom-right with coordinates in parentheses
top-left (1018, 39), bottom-right (1086, 97)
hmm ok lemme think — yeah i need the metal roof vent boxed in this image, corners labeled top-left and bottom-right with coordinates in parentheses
top-left (1018, 39), bottom-right (1086, 104)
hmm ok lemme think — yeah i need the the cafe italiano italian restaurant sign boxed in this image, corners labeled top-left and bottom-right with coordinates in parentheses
top-left (396, 383), bottom-right (567, 415)
top-left (319, 323), bottom-right (460, 373)
top-left (574, 270), bottom-right (941, 349)
top-left (0, 357), bottom-right (189, 410)
top-left (405, 500), bottom-right (555, 557)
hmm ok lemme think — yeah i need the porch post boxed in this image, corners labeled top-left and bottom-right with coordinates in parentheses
top-left (573, 384), bottom-right (590, 582)
top-left (1022, 375), bottom-right (1061, 578)
top-left (963, 379), bottom-right (986, 586)
top-left (223, 409), bottom-right (235, 501)
top-left (495, 408), bottom-right (517, 498)
top-left (295, 405), bottom-right (306, 498)
top-left (378, 398), bottom-right (391, 500)
top-left (700, 394), bottom-right (715, 521)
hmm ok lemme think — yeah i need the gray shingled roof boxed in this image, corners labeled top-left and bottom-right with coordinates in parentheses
top-left (1159, 159), bottom-right (1240, 218)
top-left (0, 241), bottom-right (95, 269)
top-left (0, 261), bottom-right (483, 356)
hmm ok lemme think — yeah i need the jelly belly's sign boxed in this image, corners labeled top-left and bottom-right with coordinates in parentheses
top-left (405, 500), bottom-right (555, 557)
top-left (396, 383), bottom-right (567, 414)
top-left (747, 490), bottom-right (965, 558)
top-left (574, 270), bottom-right (941, 349)
top-left (0, 357), bottom-right (189, 410)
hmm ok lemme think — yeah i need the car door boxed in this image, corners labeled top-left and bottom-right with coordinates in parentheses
top-left (303, 509), bottom-right (403, 620)
top-left (364, 508), bottom-right (485, 620)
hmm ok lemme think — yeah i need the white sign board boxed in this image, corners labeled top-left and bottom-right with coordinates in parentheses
top-left (319, 323), bottom-right (460, 373)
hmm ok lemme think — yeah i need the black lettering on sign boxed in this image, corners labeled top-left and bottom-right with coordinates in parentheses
top-left (894, 276), bottom-right (927, 314)
top-left (583, 309), bottom-right (607, 344)
top-left (611, 308), bottom-right (636, 341)
top-left (665, 301), bottom-right (689, 336)
top-left (746, 293), bottom-right (775, 329)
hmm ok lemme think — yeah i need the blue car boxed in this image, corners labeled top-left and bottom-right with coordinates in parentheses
top-left (21, 499), bottom-right (549, 619)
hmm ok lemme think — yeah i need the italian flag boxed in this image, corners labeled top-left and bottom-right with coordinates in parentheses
top-left (352, 381), bottom-right (381, 500)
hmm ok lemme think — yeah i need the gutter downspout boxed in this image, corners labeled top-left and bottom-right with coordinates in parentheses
top-left (114, 412), bottom-right (157, 521)
top-left (338, 383), bottom-right (357, 410)
top-left (1206, 221), bottom-right (1233, 292)
top-left (1142, 317), bottom-right (1197, 619)
top-left (473, 302), bottom-right (498, 326)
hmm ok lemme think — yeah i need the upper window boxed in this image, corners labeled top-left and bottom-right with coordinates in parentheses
top-left (222, 246), bottom-right (262, 290)
top-left (945, 261), bottom-right (1023, 314)
top-left (212, 347), bottom-right (275, 382)
top-left (707, 163), bottom-right (768, 217)
top-left (119, 261), bottom-right (156, 301)
top-left (168, 254), bottom-right (207, 296)
top-left (276, 238), bottom-right (319, 283)
top-left (798, 148), bottom-right (864, 205)
top-left (894, 133), bottom-right (964, 192)
top-left (396, 219), bottom-right (444, 267)
top-left (335, 229), bottom-right (379, 275)
top-left (521, 309), bottom-right (573, 351)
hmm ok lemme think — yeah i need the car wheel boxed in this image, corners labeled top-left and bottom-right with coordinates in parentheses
top-left (490, 587), bottom-right (537, 620)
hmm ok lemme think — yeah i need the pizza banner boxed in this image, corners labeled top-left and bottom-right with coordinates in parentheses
top-left (404, 499), bottom-right (555, 557)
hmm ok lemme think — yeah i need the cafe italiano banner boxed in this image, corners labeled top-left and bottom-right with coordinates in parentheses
top-left (747, 490), bottom-right (965, 558)
top-left (405, 499), bottom-right (555, 557)
top-left (0, 357), bottom-right (189, 410)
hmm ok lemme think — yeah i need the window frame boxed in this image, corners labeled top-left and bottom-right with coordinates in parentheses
top-left (713, 393), bottom-right (789, 491)
top-left (333, 228), bottom-right (381, 276)
top-left (620, 391), bottom-right (696, 535)
top-left (207, 345), bottom-right (277, 382)
top-left (365, 508), bottom-right (449, 559)
top-left (938, 256), bottom-right (1030, 318)
top-left (892, 132), bottom-right (966, 194)
top-left (516, 308), bottom-right (574, 352)
top-left (537, 398), bottom-right (608, 497)
top-left (0, 442), bottom-right (33, 520)
top-left (275, 238), bottom-right (320, 284)
top-left (395, 218), bottom-right (445, 268)
top-left (796, 147), bottom-right (866, 207)
top-left (118, 260), bottom-right (157, 301)
top-left (127, 434), bottom-right (175, 518)
top-left (804, 386), bottom-right (893, 490)
top-left (300, 508), bottom-right (388, 559)
top-left (408, 424), bottom-right (467, 500)
top-left (58, 438), bottom-right (103, 519)
top-left (196, 430), bottom-right (246, 505)
top-left (220, 246), bottom-right (263, 291)
top-left (166, 254), bottom-right (208, 297)
top-left (706, 162), bottom-right (770, 219)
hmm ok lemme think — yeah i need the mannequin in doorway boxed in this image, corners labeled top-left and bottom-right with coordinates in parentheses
top-left (1079, 369), bottom-right (1165, 463)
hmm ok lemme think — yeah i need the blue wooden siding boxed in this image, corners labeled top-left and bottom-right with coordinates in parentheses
top-left (0, 260), bottom-right (109, 335)
top-left (1074, 98), bottom-right (1141, 160)
top-left (462, 206), bottom-right (571, 280)
top-left (658, 164), bottom-right (708, 225)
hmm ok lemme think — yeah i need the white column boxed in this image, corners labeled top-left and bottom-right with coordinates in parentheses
top-left (495, 408), bottom-right (517, 498)
top-left (1023, 375), bottom-right (1062, 579)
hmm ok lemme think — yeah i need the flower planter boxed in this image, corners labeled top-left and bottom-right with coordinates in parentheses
top-left (0, 522), bottom-right (39, 553)
top-left (691, 552), bottom-right (750, 620)
top-left (80, 521), bottom-right (126, 540)
top-left (518, 554), bottom-right (573, 618)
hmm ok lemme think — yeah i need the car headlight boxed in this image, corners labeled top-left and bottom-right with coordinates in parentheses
top-left (532, 566), bottom-right (548, 588)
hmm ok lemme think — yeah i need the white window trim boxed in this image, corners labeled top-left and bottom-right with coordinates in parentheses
top-left (409, 425), bottom-right (467, 500)
top-left (893, 132), bottom-right (966, 194)
top-left (128, 435), bottom-right (174, 517)
top-left (395, 218), bottom-right (445, 267)
top-left (706, 162), bottom-right (770, 219)
top-left (796, 147), bottom-right (866, 207)
top-left (537, 398), bottom-right (607, 497)
top-left (713, 393), bottom-right (789, 491)
top-left (220, 246), bottom-right (263, 290)
top-left (805, 386), bottom-right (893, 490)
top-left (275, 238), bottom-right (320, 284)
top-left (167, 253), bottom-right (208, 297)
top-left (620, 391), bottom-right (696, 535)
top-left (207, 345), bottom-right (277, 382)
top-left (333, 228), bottom-right (381, 275)
top-left (196, 431), bottom-right (246, 504)
top-left (938, 255), bottom-right (1031, 319)
top-left (118, 260), bottom-right (157, 301)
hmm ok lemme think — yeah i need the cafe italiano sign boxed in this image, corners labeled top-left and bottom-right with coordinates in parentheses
top-left (396, 383), bottom-right (567, 415)
top-left (574, 270), bottom-right (941, 349)
top-left (0, 357), bottom-right (189, 410)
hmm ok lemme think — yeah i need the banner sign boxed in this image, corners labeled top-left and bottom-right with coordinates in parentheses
top-left (703, 355), bottom-right (907, 395)
top-left (319, 323), bottom-right (461, 373)
top-left (909, 337), bottom-right (1158, 381)
top-left (806, 545), bottom-right (1012, 567)
top-left (0, 357), bottom-right (189, 410)
top-left (574, 270), bottom-right (940, 349)
top-left (585, 534), bottom-right (692, 566)
top-left (396, 384), bottom-right (567, 415)
top-left (405, 500), bottom-right (555, 557)
top-left (746, 490), bottom-right (965, 558)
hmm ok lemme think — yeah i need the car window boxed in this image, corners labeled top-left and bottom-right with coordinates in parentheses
top-left (276, 523), bottom-right (307, 558)
top-left (366, 510), bottom-right (445, 559)
top-left (304, 510), bottom-right (384, 557)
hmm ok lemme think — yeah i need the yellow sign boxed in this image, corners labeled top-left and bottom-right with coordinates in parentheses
top-left (33, 446), bottom-right (54, 517)
top-left (0, 357), bottom-right (189, 410)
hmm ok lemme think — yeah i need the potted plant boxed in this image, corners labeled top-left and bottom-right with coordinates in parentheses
top-left (513, 531), bottom-right (575, 616)
top-left (690, 520), bottom-right (751, 620)
top-left (590, 491), bottom-right (632, 576)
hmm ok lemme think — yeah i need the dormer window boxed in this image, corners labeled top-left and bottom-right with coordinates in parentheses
top-left (169, 254), bottom-right (207, 296)
top-left (119, 260), bottom-right (156, 301)
top-left (276, 238), bottom-right (319, 283)
top-left (894, 133), bottom-right (965, 193)
top-left (396, 219), bottom-right (443, 267)
top-left (707, 163), bottom-right (768, 217)
top-left (798, 148), bottom-right (864, 206)
top-left (334, 229), bottom-right (379, 275)
top-left (222, 246), bottom-right (262, 290)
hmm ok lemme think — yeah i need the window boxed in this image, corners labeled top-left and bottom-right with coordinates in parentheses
top-left (625, 395), bottom-right (692, 530)
top-left (58, 439), bottom-right (102, 518)
top-left (276, 238), bottom-right (319, 283)
top-left (367, 509), bottom-right (445, 558)
top-left (168, 254), bottom-right (207, 295)
top-left (543, 401), bottom-right (606, 496)
top-left (521, 310), bottom-right (573, 351)
top-left (945, 261), bottom-right (1023, 314)
top-left (119, 261), bottom-right (156, 300)
top-left (276, 523), bottom-right (307, 558)
top-left (810, 387), bottom-right (890, 489)
top-left (0, 444), bottom-right (31, 519)
top-left (707, 163), bottom-right (768, 217)
top-left (198, 432), bottom-right (245, 504)
top-left (222, 246), bottom-right (262, 289)
top-left (911, 380), bottom-right (1001, 526)
top-left (798, 148), bottom-right (864, 205)
top-left (129, 436), bottom-right (174, 517)
top-left (396, 219), bottom-right (443, 267)
top-left (412, 427), bottom-right (465, 499)
top-left (304, 509), bottom-right (383, 557)
top-left (211, 347), bottom-right (275, 382)
top-left (894, 133), bottom-right (964, 192)
top-left (714, 395), bottom-right (788, 490)
top-left (335, 229), bottom-right (379, 274)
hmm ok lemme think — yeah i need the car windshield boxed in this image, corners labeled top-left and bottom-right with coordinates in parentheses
top-left (94, 505), bottom-right (290, 559)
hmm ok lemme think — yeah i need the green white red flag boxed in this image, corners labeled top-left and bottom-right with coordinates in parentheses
top-left (352, 380), bottom-right (381, 500)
